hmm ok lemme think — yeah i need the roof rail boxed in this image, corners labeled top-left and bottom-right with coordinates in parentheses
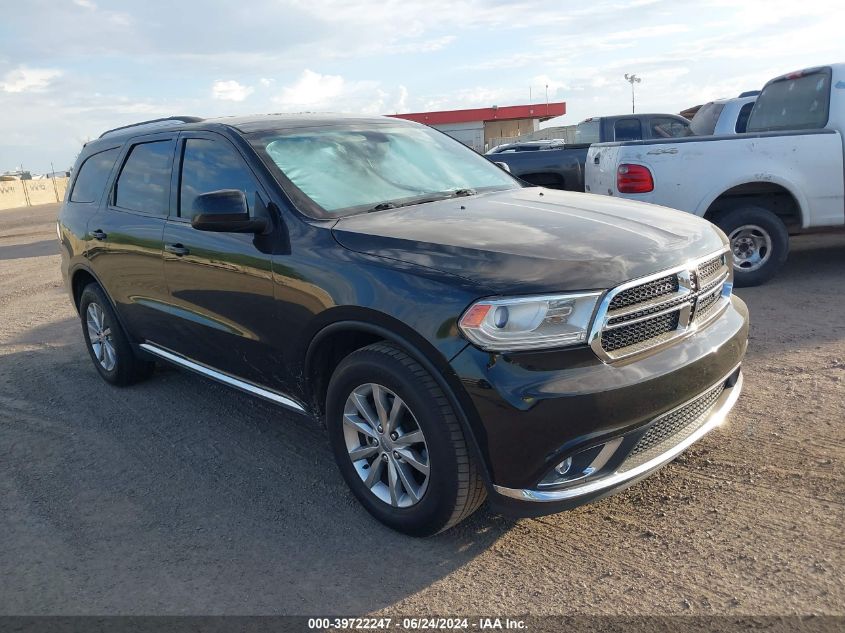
top-left (99, 116), bottom-right (205, 139)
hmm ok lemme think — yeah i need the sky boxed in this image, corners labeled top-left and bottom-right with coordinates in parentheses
top-left (1, 0), bottom-right (843, 173)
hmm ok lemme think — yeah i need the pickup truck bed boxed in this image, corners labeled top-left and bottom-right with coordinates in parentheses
top-left (585, 63), bottom-right (845, 286)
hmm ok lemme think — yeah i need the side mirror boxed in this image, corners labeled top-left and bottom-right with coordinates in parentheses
top-left (190, 190), bottom-right (267, 233)
top-left (493, 161), bottom-right (511, 173)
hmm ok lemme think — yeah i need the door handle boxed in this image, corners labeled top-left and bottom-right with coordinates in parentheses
top-left (91, 229), bottom-right (107, 240)
top-left (165, 243), bottom-right (190, 256)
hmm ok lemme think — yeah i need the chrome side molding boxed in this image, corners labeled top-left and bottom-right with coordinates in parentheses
top-left (139, 343), bottom-right (306, 414)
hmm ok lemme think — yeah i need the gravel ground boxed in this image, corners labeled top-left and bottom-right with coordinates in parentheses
top-left (1, 203), bottom-right (843, 616)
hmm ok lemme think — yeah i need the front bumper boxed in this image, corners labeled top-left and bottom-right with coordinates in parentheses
top-left (449, 295), bottom-right (749, 516)
top-left (491, 366), bottom-right (742, 516)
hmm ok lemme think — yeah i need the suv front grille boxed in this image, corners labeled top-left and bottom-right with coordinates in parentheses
top-left (619, 381), bottom-right (726, 471)
top-left (609, 275), bottom-right (679, 310)
top-left (601, 311), bottom-right (679, 352)
top-left (591, 251), bottom-right (730, 361)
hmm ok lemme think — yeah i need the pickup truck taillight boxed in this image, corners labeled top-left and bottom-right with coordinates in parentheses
top-left (617, 164), bottom-right (654, 193)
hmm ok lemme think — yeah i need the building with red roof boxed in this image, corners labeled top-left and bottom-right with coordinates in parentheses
top-left (388, 102), bottom-right (566, 152)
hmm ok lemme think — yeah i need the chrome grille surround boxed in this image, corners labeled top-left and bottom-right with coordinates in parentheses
top-left (589, 248), bottom-right (731, 363)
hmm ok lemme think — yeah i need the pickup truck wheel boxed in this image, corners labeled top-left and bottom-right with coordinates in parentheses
top-left (79, 283), bottom-right (155, 386)
top-left (715, 206), bottom-right (789, 287)
top-left (326, 342), bottom-right (486, 536)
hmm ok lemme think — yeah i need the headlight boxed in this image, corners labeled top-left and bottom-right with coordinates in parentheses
top-left (458, 291), bottom-right (602, 352)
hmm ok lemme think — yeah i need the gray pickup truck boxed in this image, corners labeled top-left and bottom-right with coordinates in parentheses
top-left (487, 113), bottom-right (693, 192)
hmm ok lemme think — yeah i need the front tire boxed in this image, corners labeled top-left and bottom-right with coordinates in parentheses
top-left (714, 205), bottom-right (789, 287)
top-left (326, 343), bottom-right (486, 536)
top-left (79, 283), bottom-right (154, 386)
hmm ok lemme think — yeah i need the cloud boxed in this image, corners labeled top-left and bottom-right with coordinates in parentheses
top-left (211, 80), bottom-right (254, 102)
top-left (73, 0), bottom-right (97, 8)
top-left (0, 67), bottom-right (61, 93)
top-left (274, 69), bottom-right (348, 109)
top-left (259, 77), bottom-right (274, 87)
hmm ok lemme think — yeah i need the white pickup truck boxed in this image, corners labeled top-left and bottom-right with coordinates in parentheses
top-left (586, 64), bottom-right (845, 285)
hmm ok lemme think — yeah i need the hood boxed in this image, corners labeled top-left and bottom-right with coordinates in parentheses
top-left (331, 188), bottom-right (726, 295)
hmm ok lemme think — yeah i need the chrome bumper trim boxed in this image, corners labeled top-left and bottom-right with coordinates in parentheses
top-left (493, 368), bottom-right (743, 503)
top-left (139, 342), bottom-right (306, 413)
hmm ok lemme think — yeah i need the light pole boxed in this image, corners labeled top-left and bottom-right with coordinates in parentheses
top-left (624, 73), bottom-right (641, 113)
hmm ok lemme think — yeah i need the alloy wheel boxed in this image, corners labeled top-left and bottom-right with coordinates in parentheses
top-left (86, 302), bottom-right (117, 372)
top-left (342, 383), bottom-right (430, 508)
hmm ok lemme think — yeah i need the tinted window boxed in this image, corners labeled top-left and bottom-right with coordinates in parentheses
top-left (747, 68), bottom-right (832, 132)
top-left (735, 102), bottom-right (754, 133)
top-left (69, 148), bottom-right (119, 203)
top-left (614, 119), bottom-right (642, 141)
top-left (179, 139), bottom-right (255, 219)
top-left (690, 102), bottom-right (725, 135)
top-left (650, 117), bottom-right (693, 138)
top-left (114, 141), bottom-right (173, 214)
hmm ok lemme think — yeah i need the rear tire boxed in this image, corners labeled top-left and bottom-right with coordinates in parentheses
top-left (714, 205), bottom-right (789, 287)
top-left (79, 283), bottom-right (155, 386)
top-left (326, 342), bottom-right (486, 536)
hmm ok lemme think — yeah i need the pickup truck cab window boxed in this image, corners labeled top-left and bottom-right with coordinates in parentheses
top-left (650, 117), bottom-right (693, 138)
top-left (748, 67), bottom-right (832, 132)
top-left (614, 118), bottom-right (643, 141)
top-left (255, 124), bottom-right (518, 217)
top-left (113, 140), bottom-right (174, 215)
top-left (575, 120), bottom-right (600, 144)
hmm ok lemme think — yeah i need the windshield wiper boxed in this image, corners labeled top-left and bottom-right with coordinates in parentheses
top-left (367, 202), bottom-right (397, 212)
top-left (365, 189), bottom-right (478, 214)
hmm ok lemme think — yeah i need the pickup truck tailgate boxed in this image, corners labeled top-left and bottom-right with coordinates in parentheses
top-left (585, 144), bottom-right (621, 196)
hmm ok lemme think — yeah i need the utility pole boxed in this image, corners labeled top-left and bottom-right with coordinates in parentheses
top-left (624, 73), bottom-right (641, 113)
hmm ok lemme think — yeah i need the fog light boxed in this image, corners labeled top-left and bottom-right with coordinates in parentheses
top-left (554, 457), bottom-right (572, 476)
top-left (538, 437), bottom-right (624, 489)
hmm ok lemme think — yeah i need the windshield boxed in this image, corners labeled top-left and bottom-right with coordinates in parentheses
top-left (747, 68), bottom-right (831, 132)
top-left (253, 123), bottom-right (518, 217)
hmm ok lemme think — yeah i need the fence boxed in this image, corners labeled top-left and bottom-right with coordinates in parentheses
top-left (488, 125), bottom-right (578, 150)
top-left (0, 177), bottom-right (68, 211)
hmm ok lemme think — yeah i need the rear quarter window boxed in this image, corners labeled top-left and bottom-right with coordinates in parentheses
top-left (69, 148), bottom-right (120, 203)
top-left (747, 68), bottom-right (832, 132)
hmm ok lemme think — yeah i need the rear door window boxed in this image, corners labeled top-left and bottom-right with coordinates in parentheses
top-left (69, 148), bottom-right (119, 203)
top-left (113, 141), bottom-right (174, 215)
top-left (178, 138), bottom-right (257, 220)
top-left (747, 68), bottom-right (832, 132)
top-left (613, 119), bottom-right (643, 141)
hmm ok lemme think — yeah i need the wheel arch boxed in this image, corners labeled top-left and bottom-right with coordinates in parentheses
top-left (700, 178), bottom-right (806, 230)
top-left (70, 264), bottom-right (108, 313)
top-left (303, 311), bottom-right (494, 489)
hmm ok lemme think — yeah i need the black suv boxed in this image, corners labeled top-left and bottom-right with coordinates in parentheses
top-left (59, 114), bottom-right (749, 536)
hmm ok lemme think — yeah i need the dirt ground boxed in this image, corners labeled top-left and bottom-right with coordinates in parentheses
top-left (1, 202), bottom-right (842, 616)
